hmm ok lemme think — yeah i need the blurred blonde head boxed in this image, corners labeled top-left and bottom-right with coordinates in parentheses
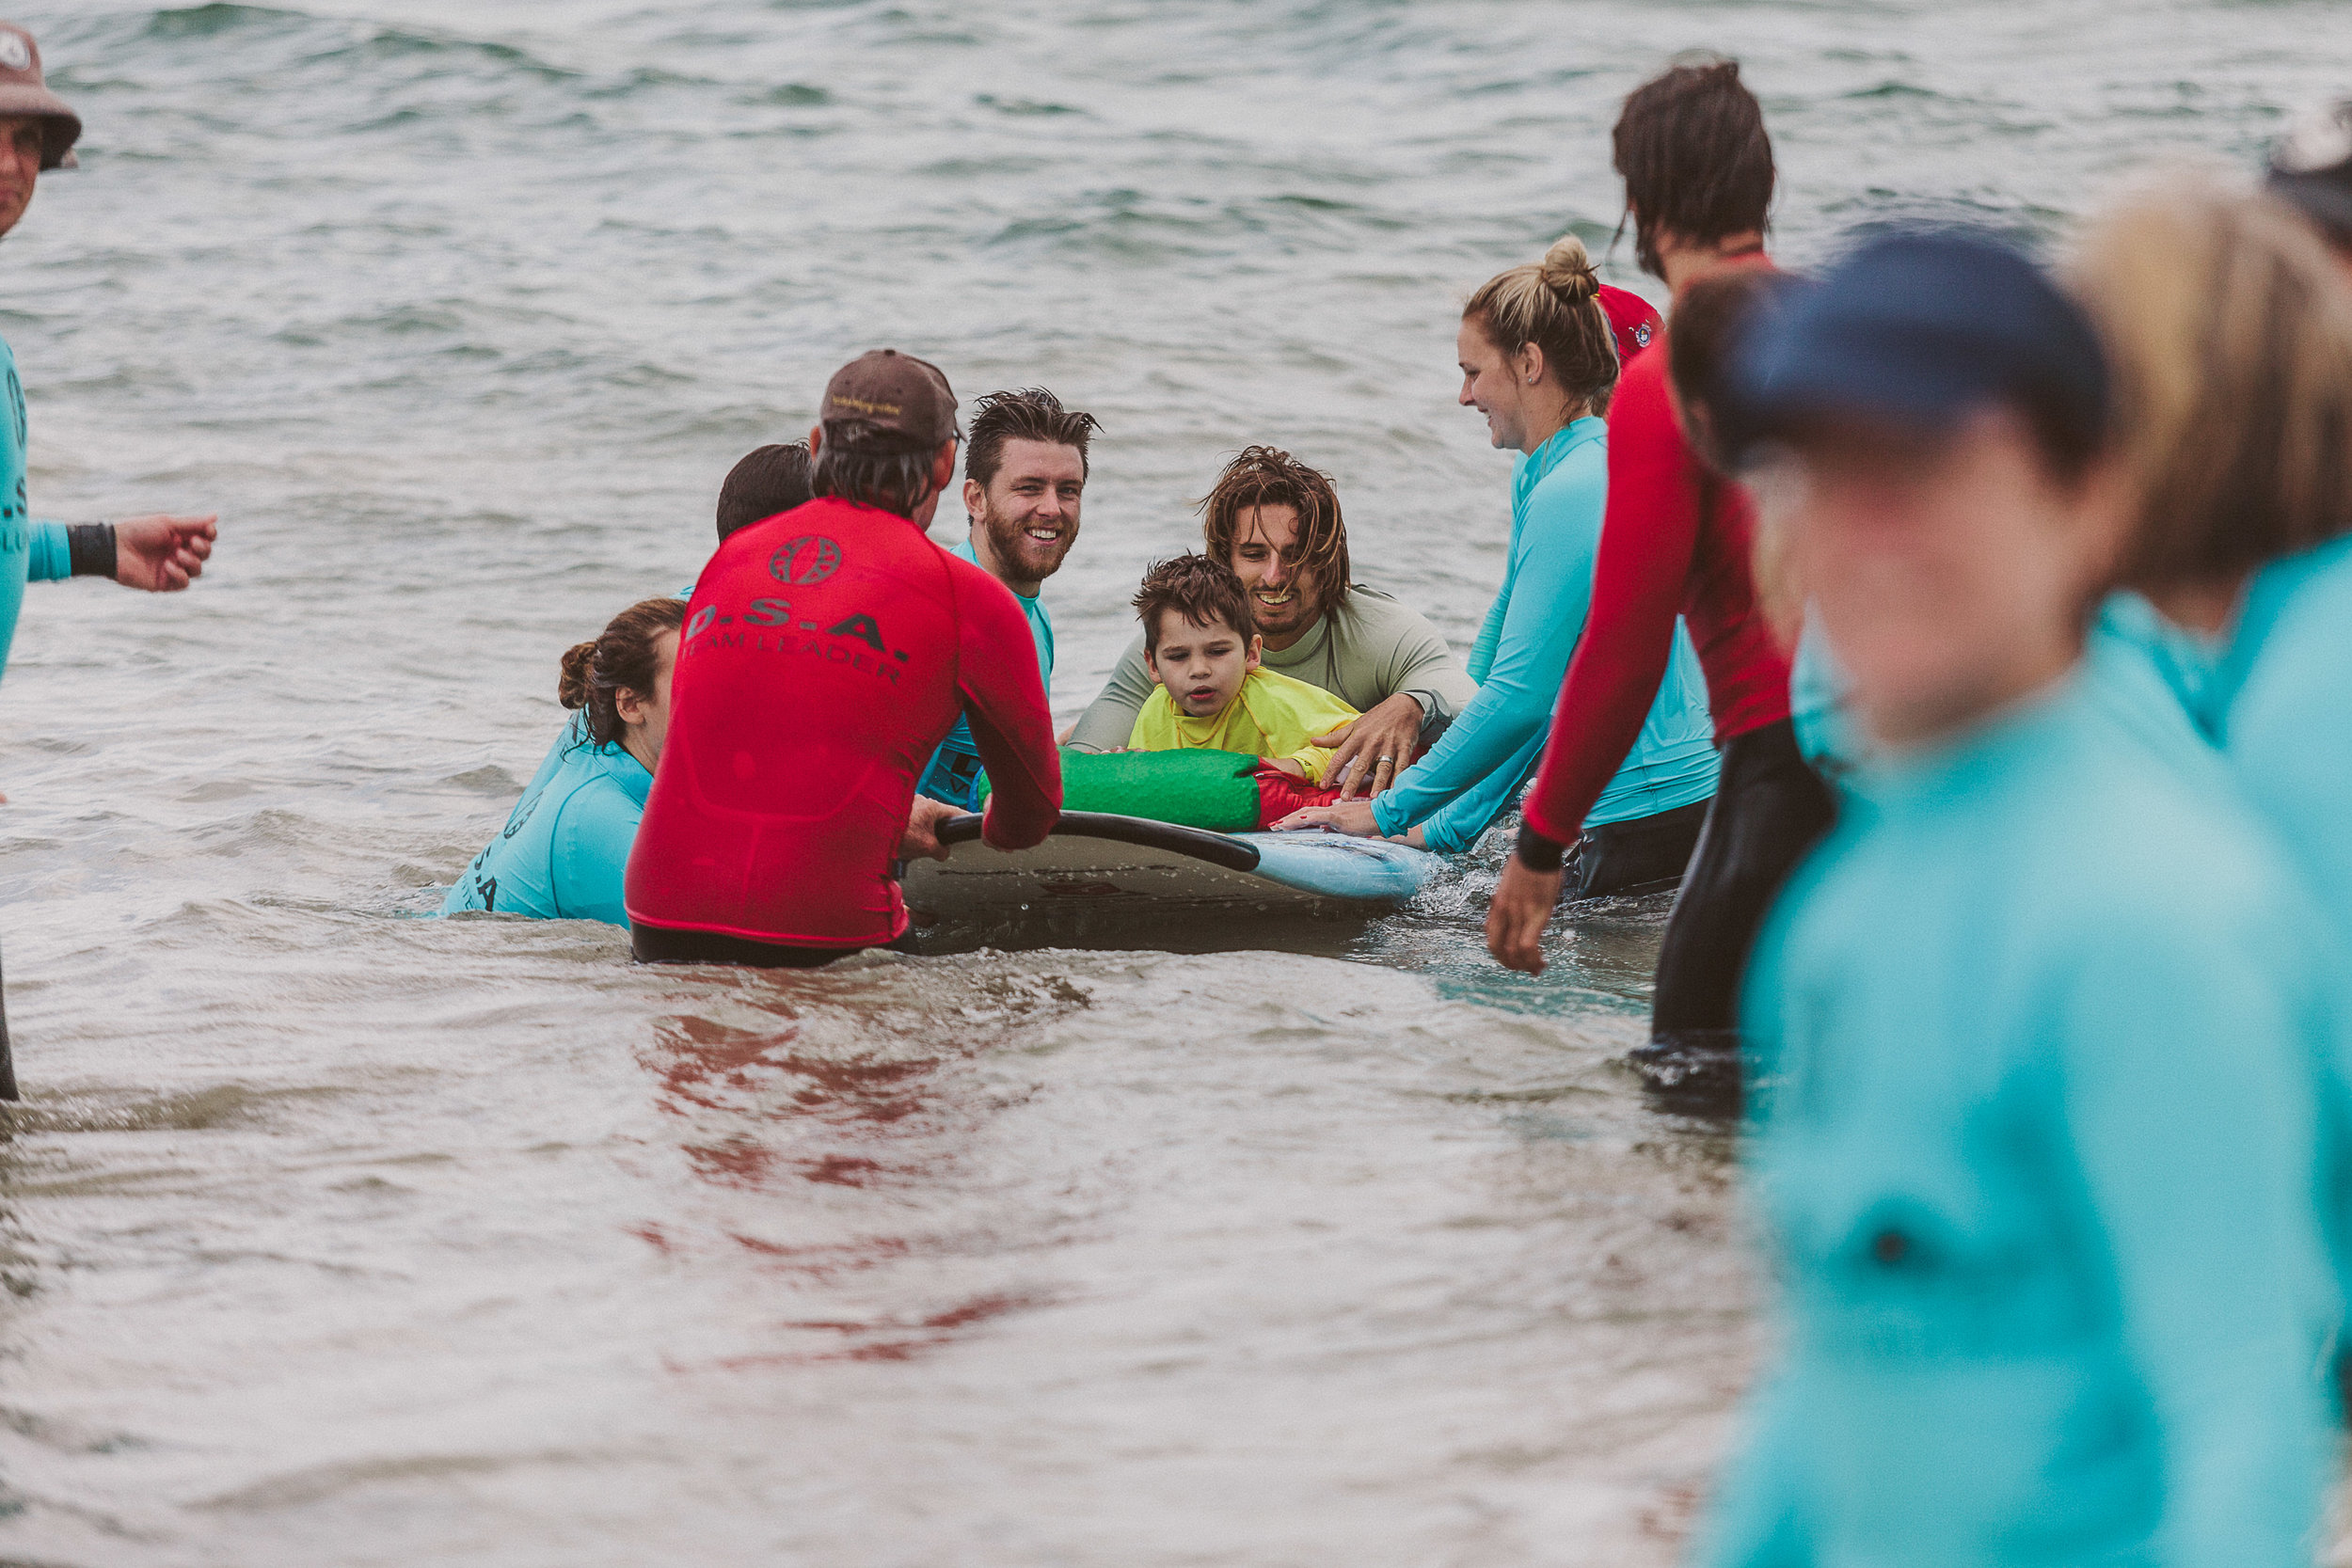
top-left (2069, 173), bottom-right (2352, 600)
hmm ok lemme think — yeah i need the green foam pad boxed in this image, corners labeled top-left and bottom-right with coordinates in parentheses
top-left (980, 748), bottom-right (1262, 832)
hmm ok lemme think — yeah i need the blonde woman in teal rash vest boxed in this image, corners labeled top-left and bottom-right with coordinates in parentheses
top-left (1705, 230), bottom-right (2341, 1568)
top-left (1274, 237), bottom-right (1717, 890)
top-left (2071, 176), bottom-right (2352, 1390)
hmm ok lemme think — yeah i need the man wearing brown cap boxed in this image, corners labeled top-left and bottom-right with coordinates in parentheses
top-left (625, 350), bottom-right (1062, 966)
top-left (0, 21), bottom-right (216, 706)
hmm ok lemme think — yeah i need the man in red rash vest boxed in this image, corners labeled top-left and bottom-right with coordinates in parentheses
top-left (627, 350), bottom-right (1061, 966)
top-left (1486, 59), bottom-right (1835, 1097)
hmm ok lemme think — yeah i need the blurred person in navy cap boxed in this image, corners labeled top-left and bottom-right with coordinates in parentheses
top-left (1692, 228), bottom-right (2343, 1568)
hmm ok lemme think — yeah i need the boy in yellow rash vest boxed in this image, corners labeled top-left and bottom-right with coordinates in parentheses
top-left (1126, 554), bottom-right (1362, 783)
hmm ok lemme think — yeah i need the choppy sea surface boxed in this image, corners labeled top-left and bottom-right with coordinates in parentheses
top-left (0, 2), bottom-right (2344, 1562)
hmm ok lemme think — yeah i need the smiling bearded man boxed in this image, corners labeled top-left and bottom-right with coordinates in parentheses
top-left (914, 387), bottom-right (1102, 810)
top-left (1068, 446), bottom-right (1476, 799)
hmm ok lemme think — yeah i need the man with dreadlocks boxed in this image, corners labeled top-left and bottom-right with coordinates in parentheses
top-left (1067, 446), bottom-right (1474, 796)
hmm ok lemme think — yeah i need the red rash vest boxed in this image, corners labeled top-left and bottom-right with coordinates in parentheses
top-left (1521, 297), bottom-right (1794, 847)
top-left (627, 496), bottom-right (1060, 947)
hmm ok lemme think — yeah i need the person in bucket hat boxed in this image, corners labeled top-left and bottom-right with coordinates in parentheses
top-left (0, 21), bottom-right (78, 173)
top-left (0, 22), bottom-right (221, 1099)
top-left (0, 20), bottom-right (216, 693)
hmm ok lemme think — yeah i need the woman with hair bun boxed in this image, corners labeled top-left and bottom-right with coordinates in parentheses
top-left (1278, 237), bottom-right (1719, 893)
top-left (444, 596), bottom-right (685, 926)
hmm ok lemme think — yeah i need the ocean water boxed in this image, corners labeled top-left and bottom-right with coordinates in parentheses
top-left (0, 2), bottom-right (2344, 1562)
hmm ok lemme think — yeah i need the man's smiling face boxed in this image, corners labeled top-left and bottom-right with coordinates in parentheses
top-left (1228, 503), bottom-right (1321, 642)
top-left (972, 437), bottom-right (1085, 586)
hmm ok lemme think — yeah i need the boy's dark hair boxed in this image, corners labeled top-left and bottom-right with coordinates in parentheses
top-left (1133, 553), bottom-right (1256, 655)
top-left (966, 388), bottom-right (1102, 493)
top-left (1613, 58), bottom-right (1775, 278)
top-left (715, 442), bottom-right (814, 541)
top-left (1197, 446), bottom-right (1350, 601)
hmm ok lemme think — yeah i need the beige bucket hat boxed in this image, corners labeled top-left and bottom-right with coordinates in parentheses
top-left (0, 23), bottom-right (78, 170)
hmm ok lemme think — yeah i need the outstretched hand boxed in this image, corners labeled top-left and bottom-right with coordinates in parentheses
top-left (1311, 692), bottom-right (1425, 800)
top-left (898, 795), bottom-right (960, 863)
top-left (1485, 854), bottom-right (1565, 975)
top-left (113, 514), bottom-right (217, 592)
top-left (1273, 798), bottom-right (1382, 837)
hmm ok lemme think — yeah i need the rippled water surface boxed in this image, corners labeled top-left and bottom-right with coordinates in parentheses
top-left (0, 2), bottom-right (2346, 1561)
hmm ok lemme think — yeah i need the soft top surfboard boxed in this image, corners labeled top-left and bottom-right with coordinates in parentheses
top-left (898, 811), bottom-right (1438, 952)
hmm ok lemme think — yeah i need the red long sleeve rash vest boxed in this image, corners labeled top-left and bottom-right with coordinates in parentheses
top-left (627, 496), bottom-right (1061, 948)
top-left (1521, 302), bottom-right (1794, 847)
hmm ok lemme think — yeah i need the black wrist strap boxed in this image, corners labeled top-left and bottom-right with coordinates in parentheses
top-left (67, 522), bottom-right (118, 578)
top-left (1513, 822), bottom-right (1566, 873)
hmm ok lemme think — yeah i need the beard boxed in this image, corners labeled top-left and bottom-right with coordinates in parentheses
top-left (1246, 576), bottom-right (1321, 639)
top-left (978, 499), bottom-right (1076, 583)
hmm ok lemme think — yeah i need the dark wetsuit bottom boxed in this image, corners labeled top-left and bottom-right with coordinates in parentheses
top-left (631, 924), bottom-right (858, 970)
top-left (1563, 798), bottom-right (1710, 904)
top-left (1632, 719), bottom-right (1836, 1106)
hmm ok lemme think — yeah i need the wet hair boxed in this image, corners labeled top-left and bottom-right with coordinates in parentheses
top-left (1133, 553), bottom-right (1256, 654)
top-left (965, 388), bottom-right (1103, 492)
top-left (715, 442), bottom-right (813, 541)
top-left (1613, 58), bottom-right (1775, 278)
top-left (809, 438), bottom-right (946, 519)
top-left (1197, 446), bottom-right (1350, 604)
top-left (1667, 266), bottom-right (1798, 471)
top-left (1463, 235), bottom-right (1622, 415)
top-left (2070, 176), bottom-right (2352, 591)
top-left (558, 596), bottom-right (686, 750)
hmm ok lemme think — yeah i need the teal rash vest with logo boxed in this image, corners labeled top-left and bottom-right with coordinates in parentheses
top-left (0, 335), bottom-right (81, 685)
top-left (916, 536), bottom-right (1052, 810)
top-left (442, 714), bottom-right (651, 927)
top-left (1368, 416), bottom-right (1718, 851)
top-left (1712, 672), bottom-right (2342, 1568)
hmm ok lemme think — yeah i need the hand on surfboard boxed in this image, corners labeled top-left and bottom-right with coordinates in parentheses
top-left (1311, 693), bottom-right (1425, 800)
top-left (899, 796), bottom-right (959, 863)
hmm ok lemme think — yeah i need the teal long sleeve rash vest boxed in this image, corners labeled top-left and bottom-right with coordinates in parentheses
top-left (1714, 672), bottom-right (2342, 1568)
top-left (1369, 416), bottom-right (1717, 852)
top-left (442, 716), bottom-right (651, 927)
top-left (0, 336), bottom-right (80, 685)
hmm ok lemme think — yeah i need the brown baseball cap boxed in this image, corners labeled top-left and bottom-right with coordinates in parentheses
top-left (820, 349), bottom-right (959, 454)
top-left (0, 24), bottom-right (79, 171)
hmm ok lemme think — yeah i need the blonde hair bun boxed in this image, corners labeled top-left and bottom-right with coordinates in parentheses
top-left (1539, 234), bottom-right (1599, 306)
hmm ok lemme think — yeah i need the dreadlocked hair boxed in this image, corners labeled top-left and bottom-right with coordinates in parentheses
top-left (1613, 57), bottom-right (1775, 278)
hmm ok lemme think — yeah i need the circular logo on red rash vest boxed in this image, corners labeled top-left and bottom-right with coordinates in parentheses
top-left (1634, 322), bottom-right (1653, 348)
top-left (770, 535), bottom-right (842, 585)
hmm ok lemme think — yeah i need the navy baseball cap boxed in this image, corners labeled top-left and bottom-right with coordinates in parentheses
top-left (1725, 229), bottom-right (2108, 462)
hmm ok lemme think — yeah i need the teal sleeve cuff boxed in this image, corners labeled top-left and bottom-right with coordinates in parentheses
top-left (25, 521), bottom-right (70, 582)
top-left (1370, 793), bottom-right (1406, 838)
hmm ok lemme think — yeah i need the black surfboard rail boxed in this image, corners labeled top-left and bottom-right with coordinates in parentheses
top-left (936, 811), bottom-right (1263, 874)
